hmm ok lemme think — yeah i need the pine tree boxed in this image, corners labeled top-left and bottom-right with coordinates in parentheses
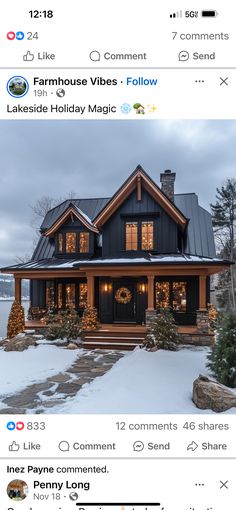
top-left (210, 179), bottom-right (236, 310)
top-left (7, 301), bottom-right (25, 338)
top-left (81, 305), bottom-right (99, 331)
top-left (207, 312), bottom-right (236, 388)
top-left (143, 308), bottom-right (179, 351)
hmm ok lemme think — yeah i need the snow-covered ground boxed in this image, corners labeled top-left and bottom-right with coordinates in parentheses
top-left (0, 345), bottom-right (235, 414)
top-left (0, 345), bottom-right (79, 406)
top-left (48, 347), bottom-right (236, 415)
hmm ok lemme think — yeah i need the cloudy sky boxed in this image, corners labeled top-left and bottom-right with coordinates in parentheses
top-left (0, 119), bottom-right (236, 266)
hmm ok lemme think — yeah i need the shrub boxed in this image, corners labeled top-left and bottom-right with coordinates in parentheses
top-left (45, 309), bottom-right (81, 340)
top-left (143, 308), bottom-right (179, 351)
top-left (207, 312), bottom-right (236, 388)
top-left (7, 301), bottom-right (25, 338)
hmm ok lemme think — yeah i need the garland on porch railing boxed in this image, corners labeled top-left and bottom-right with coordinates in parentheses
top-left (115, 287), bottom-right (132, 304)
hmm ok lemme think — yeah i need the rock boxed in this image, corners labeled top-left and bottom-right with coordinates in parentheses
top-left (67, 342), bottom-right (79, 350)
top-left (193, 375), bottom-right (236, 413)
top-left (4, 335), bottom-right (37, 352)
top-left (24, 329), bottom-right (35, 335)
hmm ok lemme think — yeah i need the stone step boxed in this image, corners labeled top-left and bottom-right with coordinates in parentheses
top-left (83, 341), bottom-right (139, 351)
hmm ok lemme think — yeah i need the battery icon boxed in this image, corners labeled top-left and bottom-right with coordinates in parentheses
top-left (201, 10), bottom-right (218, 17)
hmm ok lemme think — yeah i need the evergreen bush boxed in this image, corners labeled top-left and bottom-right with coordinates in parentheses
top-left (81, 305), bottom-right (99, 331)
top-left (45, 309), bottom-right (81, 340)
top-left (143, 308), bottom-right (179, 351)
top-left (7, 301), bottom-right (25, 338)
top-left (207, 312), bottom-right (236, 388)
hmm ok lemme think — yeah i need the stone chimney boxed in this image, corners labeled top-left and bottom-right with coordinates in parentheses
top-left (160, 169), bottom-right (176, 202)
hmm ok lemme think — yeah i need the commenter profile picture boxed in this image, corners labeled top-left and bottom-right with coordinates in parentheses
top-left (7, 76), bottom-right (29, 98)
top-left (7, 479), bottom-right (28, 501)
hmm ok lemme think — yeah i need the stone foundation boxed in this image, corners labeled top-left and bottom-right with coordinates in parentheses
top-left (145, 309), bottom-right (157, 329)
top-left (179, 333), bottom-right (215, 347)
top-left (196, 309), bottom-right (209, 333)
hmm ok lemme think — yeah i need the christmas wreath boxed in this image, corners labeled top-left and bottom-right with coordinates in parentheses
top-left (115, 287), bottom-right (132, 304)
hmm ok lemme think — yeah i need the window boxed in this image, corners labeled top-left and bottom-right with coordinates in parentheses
top-left (142, 221), bottom-right (154, 250)
top-left (125, 222), bottom-right (138, 250)
top-left (79, 283), bottom-right (88, 308)
top-left (155, 282), bottom-right (170, 309)
top-left (46, 281), bottom-right (55, 307)
top-left (155, 280), bottom-right (187, 312)
top-left (58, 283), bottom-right (63, 308)
top-left (66, 232), bottom-right (76, 253)
top-left (79, 232), bottom-right (89, 253)
top-left (172, 282), bottom-right (187, 312)
top-left (65, 283), bottom-right (76, 308)
top-left (58, 233), bottom-right (63, 254)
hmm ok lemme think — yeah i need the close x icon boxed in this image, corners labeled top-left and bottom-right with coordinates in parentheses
top-left (219, 480), bottom-right (229, 489)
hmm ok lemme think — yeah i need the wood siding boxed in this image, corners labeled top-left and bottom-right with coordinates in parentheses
top-left (102, 188), bottom-right (178, 258)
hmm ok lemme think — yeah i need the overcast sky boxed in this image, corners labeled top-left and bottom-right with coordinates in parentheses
top-left (0, 119), bottom-right (236, 267)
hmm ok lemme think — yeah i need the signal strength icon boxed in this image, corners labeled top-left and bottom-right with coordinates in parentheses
top-left (170, 10), bottom-right (182, 18)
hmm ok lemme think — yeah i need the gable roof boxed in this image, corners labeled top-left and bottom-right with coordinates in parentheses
top-left (93, 165), bottom-right (188, 230)
top-left (44, 203), bottom-right (99, 237)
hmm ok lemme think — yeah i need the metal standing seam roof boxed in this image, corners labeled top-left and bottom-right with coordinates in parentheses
top-left (32, 193), bottom-right (216, 261)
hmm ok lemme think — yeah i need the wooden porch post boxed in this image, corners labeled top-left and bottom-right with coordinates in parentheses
top-left (199, 275), bottom-right (207, 310)
top-left (147, 275), bottom-right (155, 310)
top-left (87, 275), bottom-right (95, 307)
top-left (15, 277), bottom-right (22, 304)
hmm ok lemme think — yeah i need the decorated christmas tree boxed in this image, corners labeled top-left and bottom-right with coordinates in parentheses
top-left (207, 312), bottom-right (236, 388)
top-left (143, 308), bottom-right (179, 351)
top-left (81, 305), bottom-right (99, 331)
top-left (7, 300), bottom-right (25, 338)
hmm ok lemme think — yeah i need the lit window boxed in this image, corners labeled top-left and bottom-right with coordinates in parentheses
top-left (46, 281), bottom-right (55, 307)
top-left (79, 232), bottom-right (89, 253)
top-left (58, 283), bottom-right (63, 308)
top-left (142, 221), bottom-right (154, 250)
top-left (156, 282), bottom-right (170, 309)
top-left (79, 283), bottom-right (88, 308)
top-left (58, 233), bottom-right (63, 254)
top-left (172, 282), bottom-right (187, 312)
top-left (126, 222), bottom-right (138, 250)
top-left (66, 232), bottom-right (76, 253)
top-left (65, 283), bottom-right (76, 308)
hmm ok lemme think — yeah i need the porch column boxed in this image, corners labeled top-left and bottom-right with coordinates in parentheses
top-left (87, 275), bottom-right (95, 307)
top-left (14, 277), bottom-right (22, 304)
top-left (147, 275), bottom-right (155, 310)
top-left (197, 275), bottom-right (209, 333)
top-left (199, 275), bottom-right (207, 310)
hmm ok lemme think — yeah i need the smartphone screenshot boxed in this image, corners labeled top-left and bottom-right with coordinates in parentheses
top-left (0, 1), bottom-right (235, 509)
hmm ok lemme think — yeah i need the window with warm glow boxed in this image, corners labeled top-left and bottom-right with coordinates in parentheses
top-left (79, 283), bottom-right (88, 308)
top-left (142, 221), bottom-right (154, 250)
top-left (66, 232), bottom-right (76, 253)
top-left (58, 233), bottom-right (63, 254)
top-left (58, 283), bottom-right (63, 308)
top-left (79, 232), bottom-right (89, 253)
top-left (46, 281), bottom-right (55, 307)
top-left (172, 282), bottom-right (187, 311)
top-left (156, 282), bottom-right (170, 309)
top-left (65, 283), bottom-right (76, 308)
top-left (126, 222), bottom-right (138, 250)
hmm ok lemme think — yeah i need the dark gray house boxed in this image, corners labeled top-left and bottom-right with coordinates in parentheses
top-left (1, 166), bottom-right (231, 334)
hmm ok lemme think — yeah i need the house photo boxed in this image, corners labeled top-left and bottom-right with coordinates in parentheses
top-left (0, 120), bottom-right (235, 415)
top-left (1, 165), bottom-right (230, 346)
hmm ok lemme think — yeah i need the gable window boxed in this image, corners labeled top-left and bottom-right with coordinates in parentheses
top-left (142, 221), bottom-right (154, 250)
top-left (79, 232), bottom-right (89, 253)
top-left (58, 233), bottom-right (63, 254)
top-left (66, 232), bottom-right (76, 253)
top-left (126, 222), bottom-right (138, 250)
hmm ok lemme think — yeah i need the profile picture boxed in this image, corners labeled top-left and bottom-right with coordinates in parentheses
top-left (7, 479), bottom-right (28, 501)
top-left (7, 76), bottom-right (29, 97)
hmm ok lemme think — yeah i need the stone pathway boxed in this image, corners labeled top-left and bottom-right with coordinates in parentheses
top-left (0, 349), bottom-right (125, 414)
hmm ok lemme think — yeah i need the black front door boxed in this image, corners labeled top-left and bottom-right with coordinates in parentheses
top-left (113, 281), bottom-right (136, 323)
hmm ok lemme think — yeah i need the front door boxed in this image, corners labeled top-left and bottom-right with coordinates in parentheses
top-left (113, 281), bottom-right (136, 323)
